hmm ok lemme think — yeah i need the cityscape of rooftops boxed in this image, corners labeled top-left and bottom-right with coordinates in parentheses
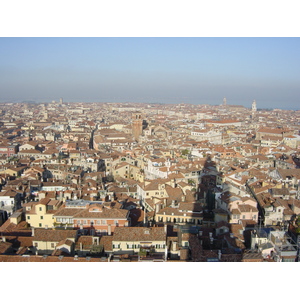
top-left (0, 36), bottom-right (300, 266)
top-left (2, 0), bottom-right (300, 297)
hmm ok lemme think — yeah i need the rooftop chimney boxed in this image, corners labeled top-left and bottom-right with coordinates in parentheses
top-left (155, 203), bottom-right (160, 213)
top-left (172, 241), bottom-right (177, 252)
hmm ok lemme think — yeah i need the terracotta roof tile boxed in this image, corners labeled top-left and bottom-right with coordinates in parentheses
top-left (0, 255), bottom-right (108, 262)
top-left (100, 236), bottom-right (113, 252)
top-left (113, 226), bottom-right (166, 242)
top-left (33, 229), bottom-right (77, 242)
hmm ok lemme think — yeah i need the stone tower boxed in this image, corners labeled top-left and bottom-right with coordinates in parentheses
top-left (132, 112), bottom-right (143, 141)
top-left (252, 100), bottom-right (257, 115)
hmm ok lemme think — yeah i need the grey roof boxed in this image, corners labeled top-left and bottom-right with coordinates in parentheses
top-left (260, 242), bottom-right (274, 250)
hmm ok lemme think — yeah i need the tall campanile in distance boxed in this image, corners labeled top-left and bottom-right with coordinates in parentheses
top-left (252, 99), bottom-right (257, 115)
top-left (132, 112), bottom-right (143, 141)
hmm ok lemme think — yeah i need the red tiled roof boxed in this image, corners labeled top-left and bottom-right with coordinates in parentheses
top-left (33, 229), bottom-right (77, 242)
top-left (113, 226), bottom-right (166, 242)
top-left (0, 255), bottom-right (108, 262)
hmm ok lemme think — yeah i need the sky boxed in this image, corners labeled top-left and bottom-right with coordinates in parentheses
top-left (0, 37), bottom-right (299, 110)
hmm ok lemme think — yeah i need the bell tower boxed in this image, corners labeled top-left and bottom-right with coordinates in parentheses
top-left (252, 99), bottom-right (257, 117)
top-left (132, 112), bottom-right (143, 141)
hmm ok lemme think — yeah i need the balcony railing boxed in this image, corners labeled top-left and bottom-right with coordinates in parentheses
top-left (53, 222), bottom-right (73, 227)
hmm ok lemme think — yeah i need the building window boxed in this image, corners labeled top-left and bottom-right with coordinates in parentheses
top-left (27, 216), bottom-right (30, 220)
top-left (39, 223), bottom-right (42, 227)
top-left (51, 243), bottom-right (55, 248)
top-left (101, 220), bottom-right (106, 225)
top-left (34, 243), bottom-right (38, 247)
top-left (282, 258), bottom-right (294, 262)
top-left (40, 216), bottom-right (43, 219)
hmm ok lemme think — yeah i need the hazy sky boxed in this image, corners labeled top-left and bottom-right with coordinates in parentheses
top-left (0, 37), bottom-right (299, 110)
